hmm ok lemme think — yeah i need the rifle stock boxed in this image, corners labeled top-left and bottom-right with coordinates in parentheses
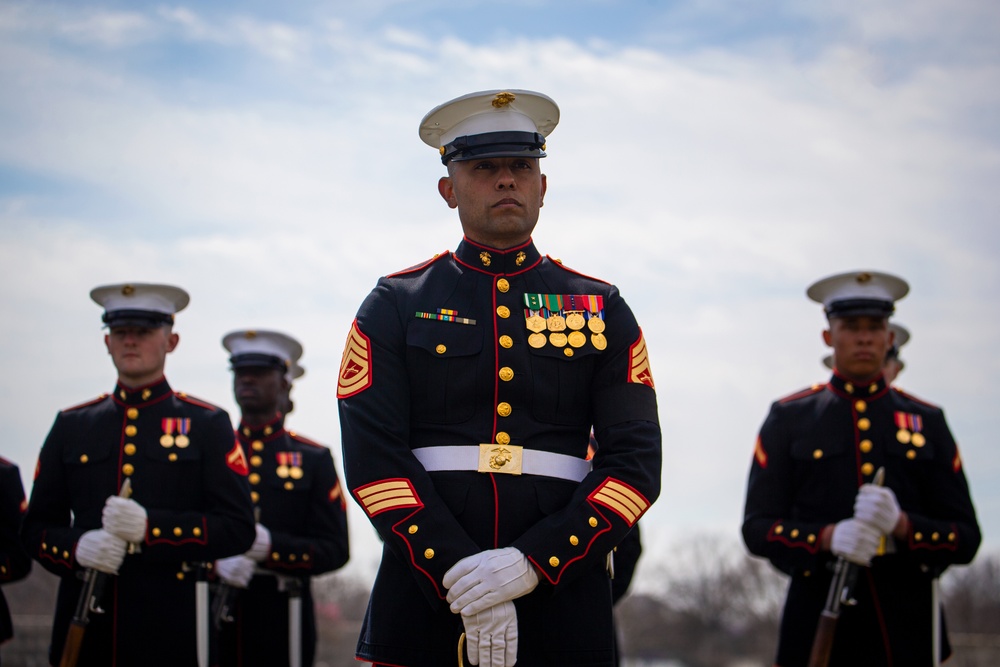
top-left (807, 610), bottom-right (838, 667)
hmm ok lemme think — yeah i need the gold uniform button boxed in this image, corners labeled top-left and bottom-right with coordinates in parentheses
top-left (252, 440), bottom-right (265, 451)
top-left (499, 335), bottom-right (513, 349)
top-left (915, 532), bottom-right (923, 541)
top-left (122, 463), bottom-right (134, 476)
top-left (289, 554), bottom-right (297, 562)
top-left (807, 534), bottom-right (816, 544)
top-left (303, 554), bottom-right (310, 561)
top-left (250, 491), bottom-right (260, 503)
top-left (861, 462), bottom-right (874, 476)
top-left (549, 557), bottom-right (560, 568)
top-left (569, 535), bottom-right (579, 546)
top-left (193, 528), bottom-right (202, 537)
top-left (284, 482), bottom-right (294, 490)
top-left (168, 453), bottom-right (178, 462)
top-left (497, 402), bottom-right (512, 417)
top-left (436, 344), bottom-right (447, 354)
top-left (176, 572), bottom-right (185, 581)
top-left (124, 444), bottom-right (136, 456)
top-left (80, 454), bottom-right (89, 464)
top-left (857, 418), bottom-right (871, 431)
top-left (173, 527), bottom-right (183, 537)
top-left (790, 529), bottom-right (800, 538)
top-left (152, 528), bottom-right (162, 537)
top-left (408, 525), bottom-right (418, 535)
top-left (499, 367), bottom-right (514, 382)
top-left (272, 553), bottom-right (280, 561)
top-left (497, 278), bottom-right (510, 293)
top-left (589, 517), bottom-right (598, 528)
top-left (860, 439), bottom-right (873, 453)
top-left (125, 425), bottom-right (137, 437)
top-left (906, 450), bottom-right (917, 460)
top-left (931, 532), bottom-right (940, 541)
top-left (775, 525), bottom-right (784, 535)
top-left (855, 400), bottom-right (867, 412)
top-left (948, 532), bottom-right (956, 542)
top-left (496, 432), bottom-right (511, 445)
top-left (141, 389), bottom-right (152, 400)
top-left (424, 549), bottom-right (435, 560)
top-left (564, 348), bottom-right (574, 357)
top-left (127, 408), bottom-right (139, 419)
top-left (51, 546), bottom-right (58, 554)
top-left (243, 427), bottom-right (251, 437)
top-left (812, 449), bottom-right (823, 460)
top-left (497, 306), bottom-right (511, 318)
top-left (249, 473), bottom-right (260, 485)
top-left (263, 426), bottom-right (273, 436)
top-left (250, 456), bottom-right (262, 467)
top-left (63, 551), bottom-right (69, 559)
top-left (845, 382), bottom-right (855, 394)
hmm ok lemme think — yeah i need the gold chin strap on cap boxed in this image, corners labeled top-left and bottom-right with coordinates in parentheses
top-left (457, 632), bottom-right (466, 667)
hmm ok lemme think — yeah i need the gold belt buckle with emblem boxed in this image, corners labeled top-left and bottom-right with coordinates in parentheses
top-left (478, 444), bottom-right (523, 475)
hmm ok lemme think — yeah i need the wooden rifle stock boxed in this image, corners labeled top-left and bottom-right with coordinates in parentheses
top-left (58, 479), bottom-right (133, 667)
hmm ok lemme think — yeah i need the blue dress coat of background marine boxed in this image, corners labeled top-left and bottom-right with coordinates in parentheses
top-left (220, 413), bottom-right (349, 667)
top-left (743, 372), bottom-right (980, 666)
top-left (338, 237), bottom-right (662, 667)
top-left (22, 378), bottom-right (255, 667)
top-left (1, 458), bottom-right (31, 651)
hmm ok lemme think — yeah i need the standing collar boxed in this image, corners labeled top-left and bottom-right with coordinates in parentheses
top-left (113, 376), bottom-right (172, 405)
top-left (238, 412), bottom-right (287, 442)
top-left (828, 371), bottom-right (888, 399)
top-left (453, 236), bottom-right (542, 276)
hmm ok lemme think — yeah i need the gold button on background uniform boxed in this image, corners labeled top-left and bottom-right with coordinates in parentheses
top-left (812, 449), bottom-right (823, 459)
top-left (790, 529), bottom-right (799, 538)
top-left (569, 535), bottom-right (579, 546)
top-left (249, 473), bottom-right (260, 484)
top-left (861, 462), bottom-right (874, 476)
top-left (127, 408), bottom-right (139, 419)
top-left (168, 453), bottom-right (178, 462)
top-left (152, 528), bottom-right (161, 537)
top-left (857, 418), bottom-right (871, 431)
top-left (193, 527), bottom-right (202, 536)
top-left (173, 527), bottom-right (183, 537)
top-left (251, 491), bottom-right (259, 503)
top-left (250, 455), bottom-right (262, 467)
top-left (125, 425), bottom-right (137, 436)
top-left (855, 400), bottom-right (867, 412)
top-left (122, 463), bottom-right (134, 476)
top-left (549, 557), bottom-right (560, 567)
top-left (436, 344), bottom-right (447, 354)
top-left (497, 305), bottom-right (510, 318)
top-left (79, 454), bottom-right (89, 463)
top-left (408, 525), bottom-right (418, 534)
top-left (775, 525), bottom-right (784, 534)
top-left (252, 440), bottom-right (264, 451)
top-left (589, 517), bottom-right (598, 528)
top-left (860, 439), bottom-right (873, 453)
top-left (124, 444), bottom-right (136, 455)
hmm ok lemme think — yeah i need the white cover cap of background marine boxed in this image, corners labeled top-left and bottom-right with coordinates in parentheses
top-left (419, 89), bottom-right (559, 164)
top-left (90, 282), bottom-right (190, 328)
top-left (223, 330), bottom-right (303, 373)
top-left (807, 270), bottom-right (909, 319)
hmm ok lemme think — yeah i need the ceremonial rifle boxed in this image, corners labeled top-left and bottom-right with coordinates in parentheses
top-left (807, 467), bottom-right (885, 667)
top-left (59, 478), bottom-right (133, 667)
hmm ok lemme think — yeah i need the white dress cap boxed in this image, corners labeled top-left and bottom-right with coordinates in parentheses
top-left (223, 330), bottom-right (303, 371)
top-left (419, 89), bottom-right (559, 163)
top-left (806, 270), bottom-right (909, 318)
top-left (90, 283), bottom-right (190, 327)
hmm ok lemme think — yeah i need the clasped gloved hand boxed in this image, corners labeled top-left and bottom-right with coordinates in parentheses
top-left (76, 529), bottom-right (128, 574)
top-left (444, 547), bottom-right (539, 616)
top-left (462, 600), bottom-right (518, 667)
top-left (215, 555), bottom-right (256, 588)
top-left (102, 496), bottom-right (148, 543)
top-left (854, 483), bottom-right (902, 535)
top-left (831, 518), bottom-right (882, 566)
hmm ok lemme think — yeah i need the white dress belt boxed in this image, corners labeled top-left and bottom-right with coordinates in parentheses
top-left (412, 445), bottom-right (591, 483)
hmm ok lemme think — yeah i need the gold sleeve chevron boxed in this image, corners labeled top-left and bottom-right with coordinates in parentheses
top-left (588, 478), bottom-right (649, 527)
top-left (338, 319), bottom-right (372, 398)
top-left (628, 330), bottom-right (655, 389)
top-left (354, 478), bottom-right (422, 517)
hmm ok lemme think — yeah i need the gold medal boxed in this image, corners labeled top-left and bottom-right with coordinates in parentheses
top-left (547, 315), bottom-right (567, 332)
top-left (175, 434), bottom-right (190, 448)
top-left (525, 314), bottom-right (547, 333)
top-left (568, 331), bottom-right (586, 348)
top-left (565, 312), bottom-right (586, 330)
top-left (160, 434), bottom-right (175, 448)
top-left (911, 432), bottom-right (926, 447)
top-left (587, 316), bottom-right (606, 333)
top-left (896, 429), bottom-right (911, 445)
top-left (528, 332), bottom-right (547, 348)
top-left (290, 466), bottom-right (304, 480)
top-left (276, 465), bottom-right (290, 479)
top-left (591, 333), bottom-right (607, 350)
top-left (549, 332), bottom-right (568, 347)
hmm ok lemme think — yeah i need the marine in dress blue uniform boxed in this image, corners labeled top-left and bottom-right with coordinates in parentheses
top-left (1, 457), bottom-right (31, 661)
top-left (742, 271), bottom-right (981, 667)
top-left (22, 283), bottom-right (256, 666)
top-left (337, 90), bottom-right (662, 667)
top-left (216, 330), bottom-right (349, 667)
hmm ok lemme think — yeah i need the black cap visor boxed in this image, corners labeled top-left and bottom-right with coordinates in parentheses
top-left (443, 131), bottom-right (546, 164)
top-left (103, 309), bottom-right (173, 329)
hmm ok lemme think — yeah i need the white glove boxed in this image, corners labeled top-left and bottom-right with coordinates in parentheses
top-left (215, 555), bottom-right (256, 588)
top-left (76, 529), bottom-right (128, 574)
top-left (462, 601), bottom-right (518, 667)
top-left (444, 547), bottom-right (539, 616)
top-left (102, 496), bottom-right (147, 543)
top-left (831, 518), bottom-right (882, 566)
top-left (854, 484), bottom-right (901, 535)
top-left (246, 523), bottom-right (271, 562)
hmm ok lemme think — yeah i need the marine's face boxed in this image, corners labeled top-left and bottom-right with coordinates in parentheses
top-left (233, 366), bottom-right (286, 416)
top-left (105, 326), bottom-right (178, 387)
top-left (823, 316), bottom-right (893, 383)
top-left (438, 156), bottom-right (547, 249)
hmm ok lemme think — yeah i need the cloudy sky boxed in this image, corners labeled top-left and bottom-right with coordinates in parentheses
top-left (2, 0), bottom-right (998, 586)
